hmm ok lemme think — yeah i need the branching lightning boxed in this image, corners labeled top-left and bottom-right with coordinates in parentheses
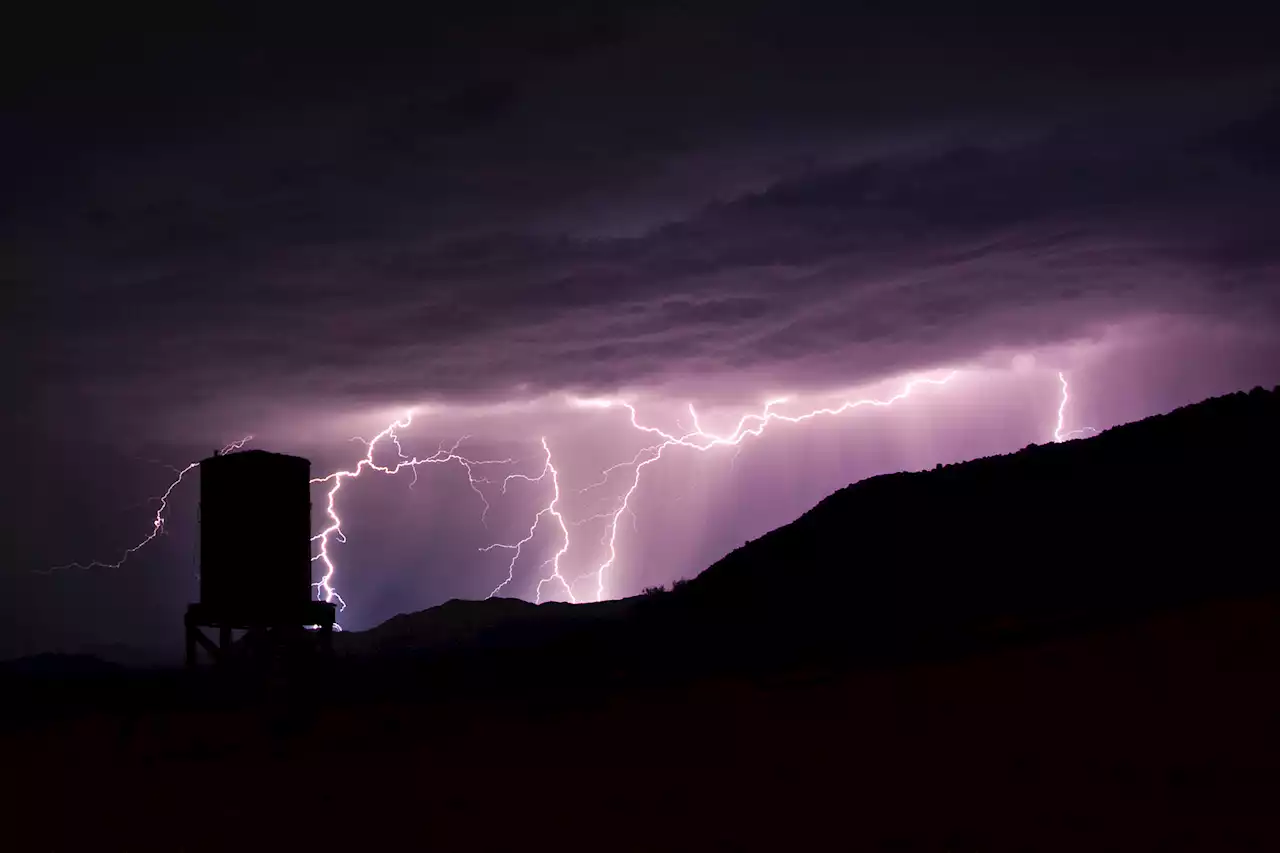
top-left (482, 437), bottom-right (573, 602)
top-left (553, 371), bottom-right (961, 601)
top-left (1054, 371), bottom-right (1098, 443)
top-left (50, 366), bottom-right (1099, 620)
top-left (43, 437), bottom-right (252, 574)
top-left (309, 412), bottom-right (516, 610)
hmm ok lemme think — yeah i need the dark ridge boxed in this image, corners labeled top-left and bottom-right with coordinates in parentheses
top-left (642, 382), bottom-right (1280, 671)
top-left (0, 653), bottom-right (122, 678)
top-left (335, 595), bottom-right (635, 658)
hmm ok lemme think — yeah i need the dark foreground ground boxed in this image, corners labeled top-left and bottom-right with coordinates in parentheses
top-left (9, 594), bottom-right (1280, 851)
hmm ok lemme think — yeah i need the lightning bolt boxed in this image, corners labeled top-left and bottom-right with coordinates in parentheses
top-left (483, 437), bottom-right (573, 602)
top-left (42, 437), bottom-right (252, 574)
top-left (309, 411), bottom-right (517, 611)
top-left (1054, 371), bottom-right (1098, 443)
top-left (571, 442), bottom-right (667, 602)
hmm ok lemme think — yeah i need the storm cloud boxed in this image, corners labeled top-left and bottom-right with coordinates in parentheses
top-left (14, 91), bottom-right (1280, 437)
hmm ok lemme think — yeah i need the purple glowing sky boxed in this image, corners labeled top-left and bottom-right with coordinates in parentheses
top-left (3, 4), bottom-right (1280, 658)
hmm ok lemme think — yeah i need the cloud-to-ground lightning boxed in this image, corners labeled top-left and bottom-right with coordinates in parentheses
top-left (42, 437), bottom-right (252, 574)
top-left (1054, 371), bottom-right (1098, 443)
top-left (483, 437), bottom-right (574, 602)
top-left (309, 411), bottom-right (519, 610)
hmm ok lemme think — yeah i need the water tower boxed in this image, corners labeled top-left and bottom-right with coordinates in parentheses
top-left (185, 449), bottom-right (336, 668)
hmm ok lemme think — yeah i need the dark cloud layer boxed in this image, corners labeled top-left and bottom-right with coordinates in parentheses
top-left (12, 89), bottom-right (1280, 435)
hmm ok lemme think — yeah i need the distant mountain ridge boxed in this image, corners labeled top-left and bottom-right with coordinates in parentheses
top-left (334, 597), bottom-right (634, 657)
top-left (0, 653), bottom-right (123, 678)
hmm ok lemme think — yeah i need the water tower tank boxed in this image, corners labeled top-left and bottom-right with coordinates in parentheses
top-left (198, 449), bottom-right (313, 620)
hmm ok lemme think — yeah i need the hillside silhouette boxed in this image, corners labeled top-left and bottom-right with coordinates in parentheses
top-left (651, 382), bottom-right (1280, 668)
top-left (333, 596), bottom-right (634, 658)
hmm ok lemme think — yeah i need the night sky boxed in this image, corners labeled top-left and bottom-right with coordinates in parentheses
top-left (4, 3), bottom-right (1280, 660)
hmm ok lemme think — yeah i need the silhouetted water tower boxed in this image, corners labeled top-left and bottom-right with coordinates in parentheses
top-left (185, 449), bottom-right (336, 668)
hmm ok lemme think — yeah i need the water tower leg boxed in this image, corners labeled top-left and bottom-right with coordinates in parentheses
top-left (219, 625), bottom-right (233, 662)
top-left (185, 621), bottom-right (197, 669)
top-left (320, 619), bottom-right (333, 661)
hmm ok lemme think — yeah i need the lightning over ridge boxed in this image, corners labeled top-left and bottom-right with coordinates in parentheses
top-left (1054, 371), bottom-right (1098, 443)
top-left (48, 366), bottom-right (1098, 619)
